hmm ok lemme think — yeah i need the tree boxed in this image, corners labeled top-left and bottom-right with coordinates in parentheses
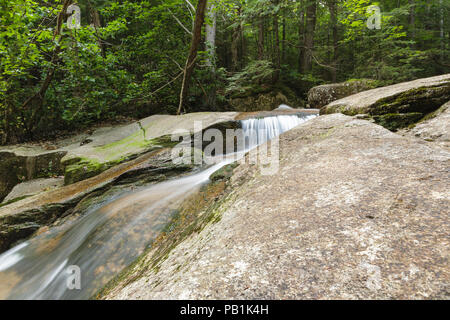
top-left (328, 0), bottom-right (338, 82)
top-left (18, 0), bottom-right (72, 140)
top-left (300, 0), bottom-right (317, 73)
top-left (177, 0), bottom-right (208, 115)
top-left (206, 2), bottom-right (217, 70)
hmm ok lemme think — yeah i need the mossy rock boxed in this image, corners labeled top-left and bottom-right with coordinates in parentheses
top-left (308, 79), bottom-right (380, 108)
top-left (229, 90), bottom-right (290, 112)
top-left (370, 85), bottom-right (450, 116)
top-left (372, 113), bottom-right (424, 132)
top-left (210, 163), bottom-right (239, 182)
top-left (63, 135), bottom-right (179, 185)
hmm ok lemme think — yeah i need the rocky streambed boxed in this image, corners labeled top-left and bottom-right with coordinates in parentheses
top-left (102, 111), bottom-right (449, 300)
top-left (0, 109), bottom-right (316, 299)
top-left (0, 75), bottom-right (449, 300)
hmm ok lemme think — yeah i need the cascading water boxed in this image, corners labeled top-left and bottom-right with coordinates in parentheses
top-left (241, 114), bottom-right (315, 148)
top-left (0, 112), bottom-right (316, 300)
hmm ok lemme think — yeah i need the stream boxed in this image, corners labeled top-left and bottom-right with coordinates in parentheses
top-left (0, 112), bottom-right (316, 300)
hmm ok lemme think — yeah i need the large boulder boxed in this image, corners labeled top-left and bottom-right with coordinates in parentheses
top-left (308, 79), bottom-right (378, 108)
top-left (103, 114), bottom-right (449, 300)
top-left (2, 178), bottom-right (64, 204)
top-left (0, 148), bottom-right (66, 202)
top-left (320, 74), bottom-right (450, 131)
top-left (405, 100), bottom-right (450, 149)
top-left (61, 112), bottom-right (238, 185)
top-left (229, 91), bottom-right (290, 112)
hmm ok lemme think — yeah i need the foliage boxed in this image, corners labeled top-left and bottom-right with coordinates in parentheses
top-left (225, 60), bottom-right (275, 96)
top-left (0, 0), bottom-right (449, 144)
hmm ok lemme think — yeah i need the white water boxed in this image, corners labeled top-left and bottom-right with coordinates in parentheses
top-left (242, 114), bottom-right (315, 147)
top-left (0, 112), bottom-right (316, 300)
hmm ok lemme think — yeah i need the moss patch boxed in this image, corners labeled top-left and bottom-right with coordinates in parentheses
top-left (0, 195), bottom-right (32, 208)
top-left (372, 113), bottom-right (424, 132)
top-left (370, 84), bottom-right (450, 116)
top-left (63, 135), bottom-right (179, 185)
top-left (210, 163), bottom-right (239, 182)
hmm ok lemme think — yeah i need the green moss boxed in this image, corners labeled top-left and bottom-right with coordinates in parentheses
top-left (371, 84), bottom-right (450, 116)
top-left (372, 113), bottom-right (424, 131)
top-left (210, 163), bottom-right (239, 182)
top-left (0, 195), bottom-right (31, 208)
top-left (63, 135), bottom-right (179, 185)
top-left (64, 157), bottom-right (110, 185)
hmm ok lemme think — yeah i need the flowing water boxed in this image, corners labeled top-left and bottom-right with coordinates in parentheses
top-left (0, 112), bottom-right (316, 300)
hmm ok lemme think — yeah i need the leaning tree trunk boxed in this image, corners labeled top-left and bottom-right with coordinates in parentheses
top-left (88, 0), bottom-right (105, 58)
top-left (20, 0), bottom-right (71, 137)
top-left (177, 0), bottom-right (208, 115)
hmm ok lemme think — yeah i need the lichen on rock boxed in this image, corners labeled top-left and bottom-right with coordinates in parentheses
top-left (308, 79), bottom-right (379, 109)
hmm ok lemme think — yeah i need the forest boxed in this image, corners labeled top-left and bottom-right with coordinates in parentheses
top-left (1, 0), bottom-right (449, 144)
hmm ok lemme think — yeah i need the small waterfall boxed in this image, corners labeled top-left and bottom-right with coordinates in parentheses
top-left (241, 114), bottom-right (316, 148)
top-left (0, 113), bottom-right (316, 300)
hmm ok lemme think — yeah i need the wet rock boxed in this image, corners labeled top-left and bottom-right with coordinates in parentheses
top-left (0, 149), bottom-right (194, 253)
top-left (104, 114), bottom-right (450, 300)
top-left (308, 79), bottom-right (378, 108)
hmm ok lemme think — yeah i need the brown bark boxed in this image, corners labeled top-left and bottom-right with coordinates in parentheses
top-left (88, 0), bottom-right (105, 58)
top-left (409, 0), bottom-right (416, 39)
top-left (20, 0), bottom-right (71, 136)
top-left (273, 0), bottom-right (280, 83)
top-left (258, 20), bottom-right (265, 60)
top-left (298, 2), bottom-right (305, 73)
top-left (328, 0), bottom-right (338, 82)
top-left (300, 0), bottom-right (317, 73)
top-left (231, 7), bottom-right (242, 71)
top-left (282, 16), bottom-right (286, 63)
top-left (177, 0), bottom-right (208, 115)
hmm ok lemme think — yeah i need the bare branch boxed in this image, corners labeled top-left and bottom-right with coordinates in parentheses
top-left (167, 8), bottom-right (192, 35)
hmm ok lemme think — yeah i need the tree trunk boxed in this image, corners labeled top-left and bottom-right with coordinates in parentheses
top-left (328, 0), bottom-right (338, 82)
top-left (258, 19), bottom-right (265, 60)
top-left (231, 7), bottom-right (241, 71)
top-left (205, 3), bottom-right (216, 70)
top-left (273, 0), bottom-right (280, 83)
top-left (301, 0), bottom-right (317, 73)
top-left (298, 2), bottom-right (305, 73)
top-left (440, 0), bottom-right (444, 63)
top-left (409, 0), bottom-right (416, 40)
top-left (282, 16), bottom-right (286, 64)
top-left (240, 16), bottom-right (245, 69)
top-left (177, 0), bottom-right (208, 115)
top-left (89, 4), bottom-right (105, 58)
top-left (20, 0), bottom-right (71, 137)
